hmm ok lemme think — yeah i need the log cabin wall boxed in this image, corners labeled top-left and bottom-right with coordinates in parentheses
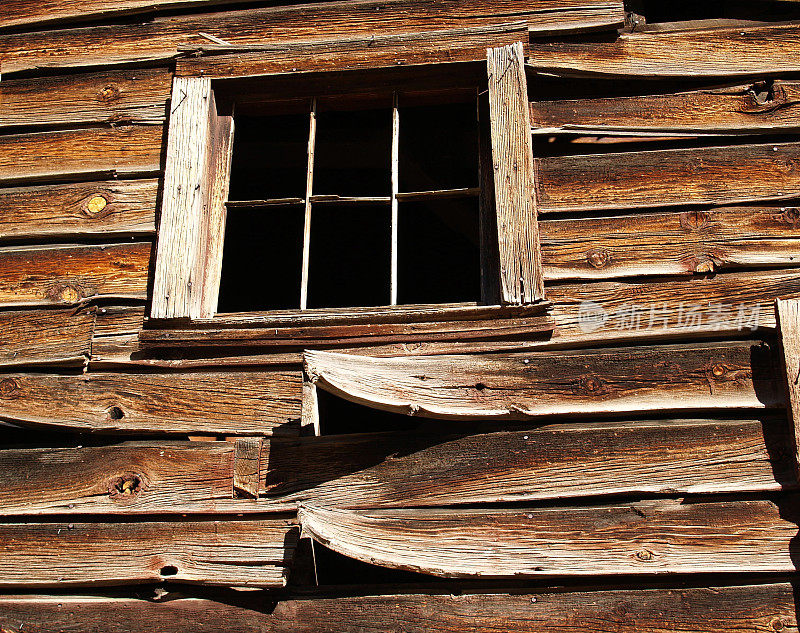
top-left (4, 1), bottom-right (800, 631)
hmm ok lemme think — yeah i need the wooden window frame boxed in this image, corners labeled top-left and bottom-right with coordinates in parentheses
top-left (148, 38), bottom-right (546, 343)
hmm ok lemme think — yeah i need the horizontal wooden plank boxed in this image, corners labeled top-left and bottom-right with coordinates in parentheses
top-left (0, 126), bottom-right (163, 186)
top-left (0, 519), bottom-right (297, 587)
top-left (0, 584), bottom-right (795, 632)
top-left (530, 81), bottom-right (800, 135)
top-left (177, 23), bottom-right (529, 78)
top-left (300, 496), bottom-right (800, 577)
top-left (0, 0), bottom-right (624, 74)
top-left (537, 142), bottom-right (800, 212)
top-left (0, 242), bottom-right (151, 307)
top-left (270, 418), bottom-right (793, 507)
top-left (0, 68), bottom-right (171, 129)
top-left (304, 339), bottom-right (781, 420)
top-left (528, 22), bottom-right (800, 78)
top-left (0, 180), bottom-right (157, 241)
top-left (0, 308), bottom-right (93, 368)
top-left (540, 206), bottom-right (800, 280)
top-left (0, 370), bottom-right (302, 434)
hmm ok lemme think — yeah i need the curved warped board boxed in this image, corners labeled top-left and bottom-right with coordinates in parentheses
top-left (299, 498), bottom-right (800, 578)
top-left (303, 341), bottom-right (781, 420)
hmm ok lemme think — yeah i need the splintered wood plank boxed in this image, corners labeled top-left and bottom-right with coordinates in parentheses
top-left (0, 519), bottom-right (297, 588)
top-left (299, 497), bottom-right (800, 577)
top-left (0, 242), bottom-right (151, 308)
top-left (0, 68), bottom-right (171, 129)
top-left (528, 22), bottom-right (800, 78)
top-left (0, 309), bottom-right (94, 368)
top-left (537, 142), bottom-right (800, 212)
top-left (0, 0), bottom-right (624, 74)
top-left (775, 298), bottom-right (800, 476)
top-left (0, 126), bottom-right (163, 186)
top-left (177, 24), bottom-right (530, 78)
top-left (233, 437), bottom-right (263, 499)
top-left (0, 370), bottom-right (302, 434)
top-left (0, 584), bottom-right (795, 633)
top-left (0, 180), bottom-right (157, 241)
top-left (540, 206), bottom-right (800, 280)
top-left (151, 77), bottom-right (234, 319)
top-left (530, 81), bottom-right (800, 135)
top-left (487, 42), bottom-right (544, 304)
top-left (0, 441), bottom-right (290, 515)
top-left (271, 419), bottom-right (793, 507)
top-left (304, 340), bottom-right (780, 420)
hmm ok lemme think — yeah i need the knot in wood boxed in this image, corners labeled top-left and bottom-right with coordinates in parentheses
top-left (84, 195), bottom-right (108, 217)
top-left (578, 374), bottom-right (606, 395)
top-left (108, 472), bottom-right (146, 502)
top-left (711, 363), bottom-right (727, 378)
top-left (770, 617), bottom-right (786, 631)
top-left (679, 210), bottom-right (710, 232)
top-left (586, 249), bottom-right (610, 269)
top-left (0, 378), bottom-right (20, 398)
top-left (55, 285), bottom-right (82, 304)
top-left (98, 84), bottom-right (121, 103)
top-left (780, 207), bottom-right (800, 225)
top-left (634, 549), bottom-right (654, 562)
top-left (693, 258), bottom-right (715, 274)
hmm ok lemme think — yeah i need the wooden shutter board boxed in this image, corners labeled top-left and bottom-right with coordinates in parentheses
top-left (487, 41), bottom-right (545, 304)
top-left (775, 298), bottom-right (800, 477)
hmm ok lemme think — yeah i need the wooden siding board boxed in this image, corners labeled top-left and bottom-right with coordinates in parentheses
top-left (0, 370), bottom-right (302, 435)
top-left (776, 298), bottom-right (800, 476)
top-left (0, 308), bottom-right (93, 368)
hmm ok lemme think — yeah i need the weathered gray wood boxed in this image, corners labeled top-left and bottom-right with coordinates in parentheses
top-left (300, 497), bottom-right (800, 577)
top-left (530, 81), bottom-right (800, 135)
top-left (0, 0), bottom-right (625, 74)
top-left (0, 519), bottom-right (297, 587)
top-left (0, 127), bottom-right (163, 186)
top-left (0, 584), bottom-right (795, 633)
top-left (487, 42), bottom-right (544, 304)
top-left (0, 68), bottom-right (171, 129)
top-left (537, 142), bottom-right (800, 212)
top-left (233, 437), bottom-right (262, 499)
top-left (776, 298), bottom-right (800, 476)
top-left (0, 180), bottom-right (157, 241)
top-left (527, 22), bottom-right (800, 78)
top-left (0, 309), bottom-right (94, 368)
top-left (304, 340), bottom-right (781, 420)
top-left (0, 370), bottom-right (302, 435)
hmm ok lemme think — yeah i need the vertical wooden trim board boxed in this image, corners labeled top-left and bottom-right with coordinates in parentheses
top-left (151, 77), bottom-right (234, 319)
top-left (487, 41), bottom-right (545, 304)
top-left (776, 298), bottom-right (800, 477)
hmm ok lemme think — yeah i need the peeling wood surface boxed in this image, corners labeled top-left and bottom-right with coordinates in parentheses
top-left (540, 206), bottom-right (800, 280)
top-left (0, 584), bottom-right (795, 633)
top-left (271, 419), bottom-right (794, 507)
top-left (776, 298), bottom-right (800, 476)
top-left (0, 309), bottom-right (94, 368)
top-left (304, 341), bottom-right (781, 420)
top-left (0, 68), bottom-right (171, 128)
top-left (0, 126), bottom-right (163, 186)
top-left (528, 22), bottom-right (800, 78)
top-left (0, 180), bottom-right (157, 241)
top-left (530, 81), bottom-right (800, 135)
top-left (0, 0), bottom-right (625, 75)
top-left (300, 497), bottom-right (800, 577)
top-left (537, 142), bottom-right (800, 213)
top-left (0, 242), bottom-right (151, 307)
top-left (0, 370), bottom-right (302, 434)
top-left (0, 519), bottom-right (297, 587)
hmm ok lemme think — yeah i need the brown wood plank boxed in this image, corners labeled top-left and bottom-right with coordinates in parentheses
top-left (0, 519), bottom-right (296, 588)
top-left (177, 24), bottom-right (530, 79)
top-left (0, 180), bottom-right (157, 241)
top-left (537, 142), bottom-right (800, 212)
top-left (0, 68), bottom-right (171, 129)
top-left (300, 496), bottom-right (800, 577)
top-left (304, 339), bottom-right (781, 420)
top-left (0, 370), bottom-right (302, 434)
top-left (530, 81), bottom-right (800, 135)
top-left (0, 0), bottom-right (624, 75)
top-left (0, 126), bottom-right (163, 186)
top-left (0, 242), bottom-right (150, 308)
top-left (527, 22), bottom-right (800, 78)
top-left (540, 206), bottom-right (800, 280)
top-left (0, 308), bottom-right (93, 368)
top-left (0, 584), bottom-right (795, 633)
top-left (268, 418), bottom-right (794, 505)
top-left (233, 437), bottom-right (263, 498)
top-left (487, 41), bottom-right (544, 304)
top-left (776, 297), bottom-right (800, 477)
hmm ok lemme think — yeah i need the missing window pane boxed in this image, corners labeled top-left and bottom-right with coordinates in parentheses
top-left (217, 206), bottom-right (303, 312)
top-left (228, 114), bottom-right (309, 201)
top-left (397, 198), bottom-right (480, 305)
top-left (306, 204), bottom-right (391, 309)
